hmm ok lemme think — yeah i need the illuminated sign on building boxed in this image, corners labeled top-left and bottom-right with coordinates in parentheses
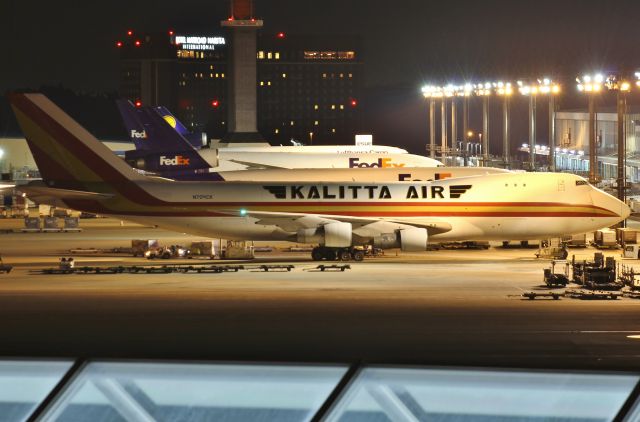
top-left (173, 35), bottom-right (226, 51)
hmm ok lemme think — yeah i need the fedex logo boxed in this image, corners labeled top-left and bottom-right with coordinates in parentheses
top-left (349, 157), bottom-right (406, 168)
top-left (160, 155), bottom-right (191, 166)
top-left (130, 130), bottom-right (147, 139)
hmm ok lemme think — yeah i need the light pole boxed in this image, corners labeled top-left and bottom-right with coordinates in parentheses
top-left (429, 98), bottom-right (436, 159)
top-left (474, 84), bottom-right (491, 165)
top-left (577, 73), bottom-right (604, 184)
top-left (422, 85), bottom-right (447, 161)
top-left (603, 74), bottom-right (632, 205)
top-left (496, 82), bottom-right (513, 168)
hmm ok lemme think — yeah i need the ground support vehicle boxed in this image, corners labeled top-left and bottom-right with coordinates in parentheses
top-left (623, 244), bottom-right (640, 259)
top-left (305, 264), bottom-right (351, 272)
top-left (522, 292), bottom-right (562, 300)
top-left (543, 261), bottom-right (570, 287)
top-left (565, 289), bottom-right (621, 300)
top-left (0, 256), bottom-right (12, 274)
top-left (310, 245), bottom-right (382, 262)
top-left (440, 241), bottom-right (490, 250)
top-left (145, 245), bottom-right (191, 259)
top-left (132, 240), bottom-right (159, 257)
top-left (571, 253), bottom-right (621, 290)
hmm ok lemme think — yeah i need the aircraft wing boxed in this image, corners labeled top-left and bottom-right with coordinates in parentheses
top-left (16, 185), bottom-right (114, 200)
top-left (219, 209), bottom-right (452, 235)
top-left (226, 159), bottom-right (287, 170)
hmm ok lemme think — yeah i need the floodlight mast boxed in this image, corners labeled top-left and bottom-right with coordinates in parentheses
top-left (577, 73), bottom-right (604, 183)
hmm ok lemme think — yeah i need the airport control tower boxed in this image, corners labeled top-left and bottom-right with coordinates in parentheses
top-left (220, 0), bottom-right (266, 144)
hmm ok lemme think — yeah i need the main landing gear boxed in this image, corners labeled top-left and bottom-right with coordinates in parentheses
top-left (311, 246), bottom-right (364, 262)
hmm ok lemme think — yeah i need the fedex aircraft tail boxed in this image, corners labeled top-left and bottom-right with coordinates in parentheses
top-left (115, 100), bottom-right (150, 151)
top-left (116, 100), bottom-right (211, 173)
top-left (153, 106), bottom-right (207, 148)
top-left (153, 106), bottom-right (190, 136)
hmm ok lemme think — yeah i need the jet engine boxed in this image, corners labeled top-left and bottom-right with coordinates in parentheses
top-left (297, 222), bottom-right (352, 247)
top-left (373, 228), bottom-right (428, 251)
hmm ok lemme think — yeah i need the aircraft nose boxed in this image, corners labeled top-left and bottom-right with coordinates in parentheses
top-left (591, 188), bottom-right (630, 221)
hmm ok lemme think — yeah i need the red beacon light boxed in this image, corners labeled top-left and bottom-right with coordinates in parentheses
top-left (116, 41), bottom-right (123, 48)
top-left (277, 32), bottom-right (285, 39)
top-left (127, 30), bottom-right (133, 36)
top-left (211, 100), bottom-right (220, 108)
top-left (350, 99), bottom-right (358, 107)
top-left (134, 40), bottom-right (141, 47)
top-left (168, 29), bottom-right (174, 36)
top-left (134, 100), bottom-right (142, 108)
top-left (227, 17), bottom-right (234, 21)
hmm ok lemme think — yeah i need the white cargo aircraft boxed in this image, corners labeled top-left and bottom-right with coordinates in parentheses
top-left (10, 94), bottom-right (629, 261)
top-left (204, 166), bottom-right (511, 182)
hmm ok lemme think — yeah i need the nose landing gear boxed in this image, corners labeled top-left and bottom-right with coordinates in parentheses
top-left (311, 246), bottom-right (365, 262)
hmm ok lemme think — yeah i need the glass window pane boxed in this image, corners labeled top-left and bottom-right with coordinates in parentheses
top-left (41, 362), bottom-right (346, 422)
top-left (0, 360), bottom-right (73, 422)
top-left (326, 368), bottom-right (639, 422)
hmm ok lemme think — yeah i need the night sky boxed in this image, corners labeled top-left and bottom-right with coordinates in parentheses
top-left (3, 0), bottom-right (640, 150)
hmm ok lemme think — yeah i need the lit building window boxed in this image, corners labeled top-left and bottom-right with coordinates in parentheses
top-left (304, 51), bottom-right (319, 59)
top-left (267, 52), bottom-right (272, 59)
top-left (339, 105), bottom-right (344, 110)
top-left (322, 73), bottom-right (327, 79)
top-left (275, 128), bottom-right (279, 134)
top-left (348, 73), bottom-right (353, 78)
top-left (260, 81), bottom-right (264, 86)
top-left (210, 73), bottom-right (214, 78)
top-left (282, 73), bottom-right (287, 78)
top-left (290, 121), bottom-right (295, 126)
top-left (314, 104), bottom-right (319, 110)
top-left (314, 120), bottom-right (319, 126)
top-left (257, 51), bottom-right (265, 59)
top-left (331, 105), bottom-right (336, 110)
top-left (340, 73), bottom-right (344, 78)
top-left (267, 81), bottom-right (271, 86)
top-left (332, 128), bottom-right (336, 133)
top-left (221, 73), bottom-right (225, 78)
top-left (275, 52), bottom-right (280, 59)
top-left (215, 73), bottom-right (219, 78)
top-left (210, 65), bottom-right (214, 70)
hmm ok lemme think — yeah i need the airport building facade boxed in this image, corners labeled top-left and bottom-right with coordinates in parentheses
top-left (552, 109), bottom-right (640, 183)
top-left (117, 31), bottom-right (363, 145)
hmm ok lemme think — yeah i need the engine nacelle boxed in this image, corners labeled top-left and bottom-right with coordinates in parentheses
top-left (373, 228), bottom-right (429, 251)
top-left (373, 233), bottom-right (400, 249)
top-left (399, 228), bottom-right (429, 251)
top-left (296, 222), bottom-right (352, 247)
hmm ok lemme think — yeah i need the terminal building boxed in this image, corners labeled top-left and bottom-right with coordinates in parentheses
top-left (117, 30), bottom-right (363, 145)
top-left (553, 108), bottom-right (640, 183)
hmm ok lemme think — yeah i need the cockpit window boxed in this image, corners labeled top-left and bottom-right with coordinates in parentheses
top-left (576, 180), bottom-right (589, 186)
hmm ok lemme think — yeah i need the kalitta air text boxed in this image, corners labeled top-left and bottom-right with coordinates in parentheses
top-left (262, 185), bottom-right (472, 200)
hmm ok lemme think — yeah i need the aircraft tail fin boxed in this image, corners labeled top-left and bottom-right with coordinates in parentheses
top-left (9, 93), bottom-right (147, 191)
top-left (153, 106), bottom-right (190, 136)
top-left (153, 105), bottom-right (207, 148)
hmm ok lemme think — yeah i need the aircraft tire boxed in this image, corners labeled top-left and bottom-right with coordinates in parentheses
top-left (311, 247), bottom-right (324, 261)
top-left (338, 250), bottom-right (351, 261)
top-left (351, 250), bottom-right (364, 262)
top-left (323, 248), bottom-right (337, 261)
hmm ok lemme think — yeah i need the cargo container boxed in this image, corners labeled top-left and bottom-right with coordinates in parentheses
top-left (594, 229), bottom-right (618, 249)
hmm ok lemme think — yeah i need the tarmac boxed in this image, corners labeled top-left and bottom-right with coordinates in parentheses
top-left (1, 217), bottom-right (640, 371)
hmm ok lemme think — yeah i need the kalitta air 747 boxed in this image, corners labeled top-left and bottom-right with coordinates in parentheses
top-left (9, 94), bottom-right (630, 261)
